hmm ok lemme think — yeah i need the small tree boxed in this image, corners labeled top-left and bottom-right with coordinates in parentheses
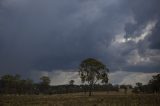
top-left (79, 58), bottom-right (109, 96)
top-left (120, 85), bottom-right (128, 94)
top-left (0, 74), bottom-right (21, 94)
top-left (69, 80), bottom-right (74, 86)
top-left (40, 76), bottom-right (50, 86)
top-left (39, 76), bottom-right (50, 94)
top-left (149, 74), bottom-right (160, 93)
top-left (68, 80), bottom-right (75, 93)
top-left (136, 82), bottom-right (143, 93)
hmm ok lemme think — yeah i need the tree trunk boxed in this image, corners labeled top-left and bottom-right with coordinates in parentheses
top-left (84, 85), bottom-right (87, 95)
top-left (89, 84), bottom-right (92, 96)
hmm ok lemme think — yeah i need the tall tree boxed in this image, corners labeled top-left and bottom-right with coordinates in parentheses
top-left (79, 58), bottom-right (109, 96)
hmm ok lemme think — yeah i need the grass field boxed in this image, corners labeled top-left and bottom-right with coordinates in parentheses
top-left (0, 93), bottom-right (160, 106)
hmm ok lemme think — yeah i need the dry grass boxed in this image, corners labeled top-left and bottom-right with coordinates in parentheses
top-left (0, 92), bottom-right (160, 106)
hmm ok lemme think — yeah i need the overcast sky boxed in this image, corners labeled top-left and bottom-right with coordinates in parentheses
top-left (0, 0), bottom-right (160, 85)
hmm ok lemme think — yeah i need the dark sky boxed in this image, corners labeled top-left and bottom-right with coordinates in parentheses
top-left (0, 0), bottom-right (160, 78)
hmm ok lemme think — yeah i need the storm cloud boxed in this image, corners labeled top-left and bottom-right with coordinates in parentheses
top-left (0, 0), bottom-right (160, 78)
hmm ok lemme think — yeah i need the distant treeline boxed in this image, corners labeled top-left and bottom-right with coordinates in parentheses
top-left (133, 73), bottom-right (160, 94)
top-left (0, 74), bottom-right (119, 95)
top-left (0, 73), bottom-right (159, 95)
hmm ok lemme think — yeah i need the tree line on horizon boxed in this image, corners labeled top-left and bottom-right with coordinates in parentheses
top-left (0, 58), bottom-right (160, 95)
top-left (0, 73), bottom-right (159, 95)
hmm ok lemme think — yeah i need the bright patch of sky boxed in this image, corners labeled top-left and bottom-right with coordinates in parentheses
top-left (115, 20), bottom-right (157, 44)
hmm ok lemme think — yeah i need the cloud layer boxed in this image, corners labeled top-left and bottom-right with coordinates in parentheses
top-left (0, 0), bottom-right (160, 77)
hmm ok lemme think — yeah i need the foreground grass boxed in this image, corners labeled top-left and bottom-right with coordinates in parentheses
top-left (0, 93), bottom-right (160, 106)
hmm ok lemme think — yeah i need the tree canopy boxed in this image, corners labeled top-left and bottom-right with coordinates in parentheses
top-left (79, 58), bottom-right (109, 96)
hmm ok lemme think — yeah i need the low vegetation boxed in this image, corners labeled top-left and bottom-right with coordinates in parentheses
top-left (0, 93), bottom-right (160, 106)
